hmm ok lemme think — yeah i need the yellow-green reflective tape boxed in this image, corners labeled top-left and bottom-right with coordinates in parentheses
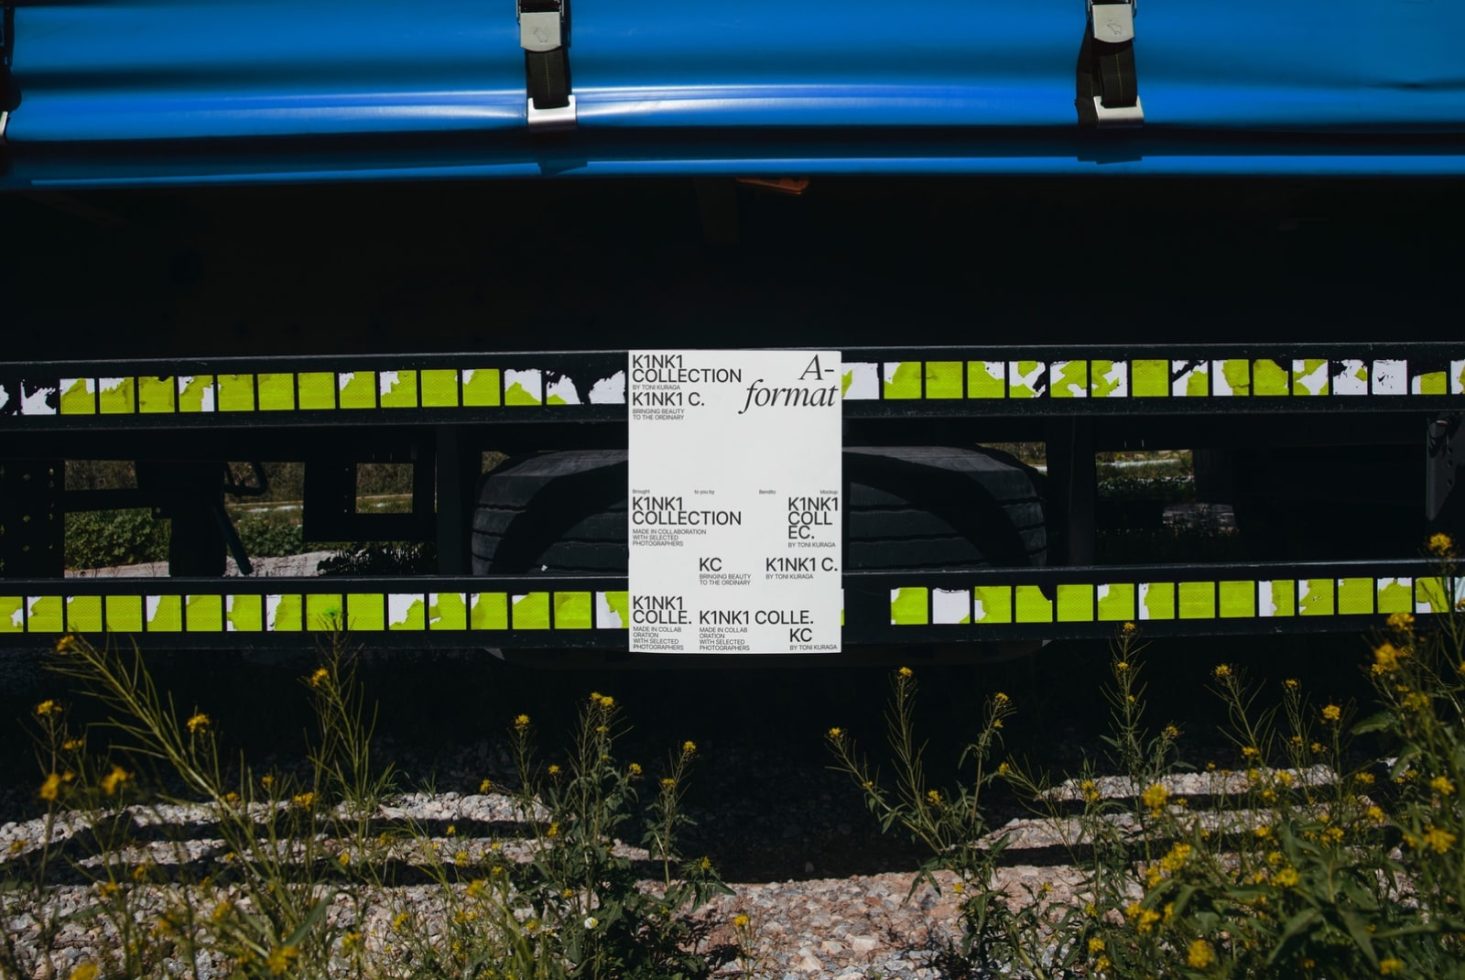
top-left (338, 372), bottom-right (376, 409)
top-left (146, 595), bottom-right (183, 632)
top-left (1050, 361), bottom-right (1089, 399)
top-left (257, 373), bottom-right (295, 411)
top-left (967, 361), bottom-right (1005, 398)
top-left (1097, 583), bottom-right (1136, 621)
top-left (597, 591), bottom-right (630, 629)
top-left (555, 592), bottom-right (593, 629)
top-left (380, 370), bottom-right (418, 408)
top-left (266, 595), bottom-right (303, 631)
top-left (1378, 578), bottom-right (1413, 614)
top-left (186, 595), bottom-right (223, 632)
top-left (298, 372), bottom-right (336, 410)
top-left (883, 362), bottom-right (922, 400)
top-left (1219, 581), bottom-right (1255, 618)
top-left (925, 361), bottom-right (963, 399)
top-left (347, 594), bottom-right (385, 631)
top-left (1260, 580), bottom-right (1295, 617)
top-left (99, 377), bottom-right (136, 414)
top-left (0, 596), bottom-right (23, 633)
top-left (1415, 577), bottom-right (1457, 614)
top-left (178, 376), bottom-right (215, 413)
top-left (27, 597), bottom-right (63, 632)
top-left (512, 592), bottom-right (551, 629)
top-left (1139, 582), bottom-right (1175, 620)
top-left (972, 585), bottom-right (1013, 624)
top-left (421, 369), bottom-right (460, 408)
top-left (60, 378), bottom-right (96, 415)
top-left (504, 369), bottom-right (542, 406)
top-left (1091, 360), bottom-right (1127, 398)
top-left (1338, 578), bottom-right (1374, 615)
top-left (387, 594), bottom-right (426, 630)
top-left (1178, 582), bottom-right (1216, 619)
top-left (1007, 361), bottom-right (1046, 399)
top-left (1174, 362), bottom-right (1209, 398)
top-left (1132, 360), bottom-right (1169, 398)
top-left (1015, 585), bottom-right (1053, 623)
top-left (471, 592), bottom-right (509, 630)
top-left (226, 595), bottom-right (263, 632)
top-left (306, 594), bottom-right (344, 631)
top-left (1057, 583), bottom-right (1094, 621)
top-left (1292, 359), bottom-right (1329, 397)
top-left (218, 375), bottom-right (255, 412)
top-left (890, 587), bottom-right (929, 625)
top-left (137, 370), bottom-right (175, 410)
top-left (1253, 360), bottom-right (1290, 396)
top-left (462, 369), bottom-right (502, 407)
top-left (107, 595), bottom-right (144, 631)
top-left (1217, 360), bottom-right (1250, 396)
top-left (67, 595), bottom-right (104, 632)
top-left (1414, 371), bottom-right (1447, 395)
top-left (429, 593), bottom-right (468, 631)
top-left (1299, 579), bottom-right (1334, 616)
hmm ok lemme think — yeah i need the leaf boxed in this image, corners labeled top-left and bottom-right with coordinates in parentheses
top-left (1351, 711), bottom-right (1395, 736)
top-left (1266, 908), bottom-right (1323, 966)
top-left (282, 893), bottom-right (334, 946)
top-left (1339, 910), bottom-right (1378, 967)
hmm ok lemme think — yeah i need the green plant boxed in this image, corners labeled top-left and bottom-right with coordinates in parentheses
top-left (65, 509), bottom-right (169, 568)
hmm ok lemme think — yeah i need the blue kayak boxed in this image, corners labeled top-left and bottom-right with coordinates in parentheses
top-left (2, 0), bottom-right (1464, 185)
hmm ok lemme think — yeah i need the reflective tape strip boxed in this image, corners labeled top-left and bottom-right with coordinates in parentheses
top-left (13, 355), bottom-right (1463, 418)
top-left (888, 575), bottom-right (1460, 626)
top-left (7, 589), bottom-right (633, 634)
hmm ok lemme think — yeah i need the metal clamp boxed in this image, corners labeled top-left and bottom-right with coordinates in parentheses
top-left (517, 0), bottom-right (577, 130)
top-left (1078, 0), bottom-right (1143, 129)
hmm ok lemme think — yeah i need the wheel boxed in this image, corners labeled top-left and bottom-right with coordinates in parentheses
top-left (471, 446), bottom-right (1046, 575)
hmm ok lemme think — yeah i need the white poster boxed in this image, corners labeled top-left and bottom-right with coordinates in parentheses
top-left (628, 350), bottom-right (842, 654)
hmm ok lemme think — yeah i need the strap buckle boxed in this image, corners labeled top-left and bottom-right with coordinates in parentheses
top-left (516, 0), bottom-right (576, 129)
top-left (517, 0), bottom-right (563, 53)
top-left (1079, 0), bottom-right (1143, 128)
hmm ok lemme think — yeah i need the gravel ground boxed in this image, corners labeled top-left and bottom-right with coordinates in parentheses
top-left (0, 629), bottom-right (1382, 977)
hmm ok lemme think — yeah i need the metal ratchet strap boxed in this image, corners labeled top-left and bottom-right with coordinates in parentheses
top-left (1077, 0), bottom-right (1143, 128)
top-left (518, 0), bottom-right (576, 129)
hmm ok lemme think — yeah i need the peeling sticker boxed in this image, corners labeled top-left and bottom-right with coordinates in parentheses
top-left (842, 363), bottom-right (879, 400)
top-left (1332, 359), bottom-right (1368, 396)
top-left (20, 384), bottom-right (57, 416)
top-left (932, 588), bottom-right (971, 625)
top-left (545, 375), bottom-right (581, 406)
top-left (1372, 359), bottom-right (1408, 395)
top-left (588, 371), bottom-right (626, 404)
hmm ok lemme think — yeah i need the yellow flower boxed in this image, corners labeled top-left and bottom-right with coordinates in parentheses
top-left (826, 727), bottom-right (844, 740)
top-left (1284, 677), bottom-right (1300, 690)
top-left (1254, 824), bottom-right (1273, 840)
top-left (479, 777), bottom-right (493, 793)
top-left (897, 666), bottom-right (913, 679)
top-left (337, 850), bottom-right (351, 867)
top-left (546, 821), bottom-right (559, 839)
top-left (513, 713), bottom-right (531, 730)
top-left (68, 963), bottom-right (99, 980)
top-left (1387, 611), bottom-right (1415, 631)
top-left (699, 855), bottom-right (713, 872)
top-left (1354, 771), bottom-right (1375, 786)
top-left (1402, 691), bottom-right (1430, 712)
top-left (925, 789), bottom-right (942, 806)
top-left (34, 699), bottom-right (60, 718)
top-left (547, 764), bottom-right (561, 777)
top-left (211, 899), bottom-right (233, 923)
top-left (997, 762), bottom-right (1012, 777)
top-left (291, 791), bottom-right (316, 809)
top-left (260, 774), bottom-right (275, 789)
top-left (1121, 621), bottom-right (1137, 634)
top-left (1242, 746), bottom-right (1260, 759)
top-left (1427, 532), bottom-right (1454, 556)
top-left (466, 878), bottom-right (487, 898)
top-left (1311, 741), bottom-right (1325, 754)
top-left (100, 765), bottom-right (131, 796)
top-left (54, 635), bottom-right (77, 654)
top-left (1163, 724), bottom-right (1180, 739)
top-left (308, 667), bottom-right (329, 688)
top-left (953, 881), bottom-right (965, 894)
top-left (266, 944), bottom-right (299, 975)
top-left (732, 913), bottom-right (750, 929)
top-left (1380, 958), bottom-right (1405, 975)
top-left (1431, 775), bottom-right (1456, 796)
top-left (993, 691), bottom-right (1010, 705)
top-left (1275, 867), bottom-right (1300, 887)
top-left (186, 712), bottom-right (210, 735)
top-left (95, 881), bottom-right (120, 898)
top-left (1421, 826), bottom-right (1456, 854)
top-left (62, 738), bottom-right (83, 752)
top-left (1159, 841), bottom-right (1192, 873)
top-left (224, 791), bottom-right (240, 806)
top-left (7, 840), bottom-right (24, 856)
top-left (38, 773), bottom-right (61, 802)
top-left (1322, 704), bottom-right (1342, 722)
top-left (1136, 908), bottom-right (1161, 933)
top-left (1187, 939), bottom-right (1216, 969)
top-left (1088, 937), bottom-right (1106, 955)
top-left (392, 911), bottom-right (410, 931)
top-left (1140, 782), bottom-right (1170, 813)
top-left (628, 762), bottom-right (643, 778)
top-left (1213, 664), bottom-right (1232, 679)
top-left (341, 931), bottom-right (363, 952)
top-left (661, 777), bottom-right (677, 789)
top-left (682, 740), bottom-right (697, 756)
top-left (1095, 955), bottom-right (1111, 973)
top-left (1114, 661), bottom-right (1129, 673)
top-left (1080, 779), bottom-right (1100, 803)
top-left (1366, 805), bottom-right (1386, 824)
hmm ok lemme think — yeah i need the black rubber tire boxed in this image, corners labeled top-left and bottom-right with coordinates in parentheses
top-left (471, 447), bottom-right (1046, 575)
